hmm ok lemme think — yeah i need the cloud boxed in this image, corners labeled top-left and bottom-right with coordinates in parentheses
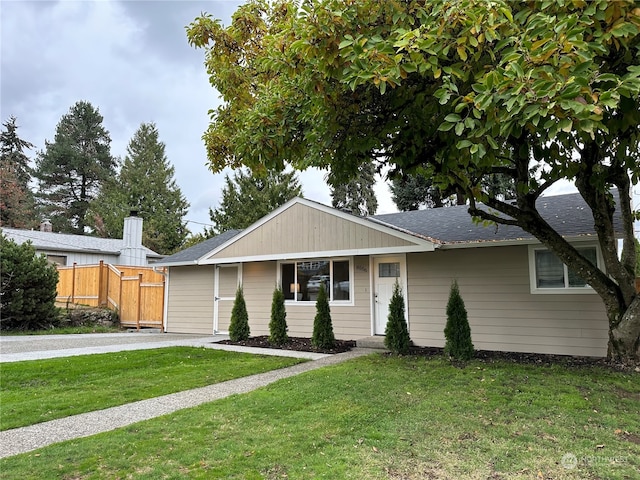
top-left (1, 0), bottom-right (396, 237)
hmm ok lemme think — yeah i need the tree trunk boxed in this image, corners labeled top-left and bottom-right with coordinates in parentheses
top-left (608, 295), bottom-right (640, 364)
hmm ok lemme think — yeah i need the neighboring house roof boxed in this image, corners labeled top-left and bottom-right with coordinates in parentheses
top-left (1, 228), bottom-right (162, 259)
top-left (156, 191), bottom-right (621, 266)
top-left (369, 191), bottom-right (618, 246)
top-left (157, 229), bottom-right (243, 266)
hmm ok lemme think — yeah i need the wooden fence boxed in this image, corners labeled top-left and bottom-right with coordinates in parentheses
top-left (56, 261), bottom-right (166, 331)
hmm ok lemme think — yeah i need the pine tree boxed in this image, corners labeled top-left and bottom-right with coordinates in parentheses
top-left (269, 285), bottom-right (288, 345)
top-left (443, 280), bottom-right (474, 361)
top-left (208, 169), bottom-right (301, 235)
top-left (229, 285), bottom-right (250, 341)
top-left (384, 281), bottom-right (411, 354)
top-left (312, 284), bottom-right (335, 349)
top-left (34, 101), bottom-right (115, 233)
top-left (330, 163), bottom-right (378, 216)
top-left (0, 116), bottom-right (37, 228)
top-left (88, 123), bottom-right (189, 254)
top-left (0, 234), bottom-right (59, 331)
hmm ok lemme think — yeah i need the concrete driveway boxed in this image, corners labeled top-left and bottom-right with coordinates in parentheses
top-left (0, 332), bottom-right (326, 362)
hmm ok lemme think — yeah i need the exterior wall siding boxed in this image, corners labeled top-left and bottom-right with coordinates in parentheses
top-left (210, 203), bottom-right (413, 260)
top-left (217, 256), bottom-right (373, 339)
top-left (406, 246), bottom-right (609, 357)
top-left (165, 266), bottom-right (215, 334)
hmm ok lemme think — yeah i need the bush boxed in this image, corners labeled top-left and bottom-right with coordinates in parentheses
top-left (0, 234), bottom-right (59, 330)
top-left (312, 283), bottom-right (335, 349)
top-left (384, 281), bottom-right (411, 354)
top-left (229, 285), bottom-right (250, 341)
top-left (444, 280), bottom-right (474, 361)
top-left (269, 285), bottom-right (288, 345)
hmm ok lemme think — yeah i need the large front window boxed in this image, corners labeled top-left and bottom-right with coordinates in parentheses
top-left (281, 259), bottom-right (351, 302)
top-left (530, 245), bottom-right (599, 293)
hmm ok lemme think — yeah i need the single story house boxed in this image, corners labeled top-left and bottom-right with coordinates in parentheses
top-left (1, 214), bottom-right (162, 266)
top-left (156, 192), bottom-right (619, 357)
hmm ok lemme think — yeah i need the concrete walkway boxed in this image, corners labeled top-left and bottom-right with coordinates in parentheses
top-left (0, 333), bottom-right (376, 458)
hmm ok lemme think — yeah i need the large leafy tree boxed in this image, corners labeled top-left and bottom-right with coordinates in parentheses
top-left (34, 101), bottom-right (115, 234)
top-left (188, 1), bottom-right (640, 362)
top-left (0, 116), bottom-right (37, 228)
top-left (208, 169), bottom-right (301, 235)
top-left (88, 123), bottom-right (190, 255)
top-left (330, 162), bottom-right (378, 215)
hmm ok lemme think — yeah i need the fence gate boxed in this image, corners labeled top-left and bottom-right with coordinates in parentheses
top-left (56, 261), bottom-right (165, 331)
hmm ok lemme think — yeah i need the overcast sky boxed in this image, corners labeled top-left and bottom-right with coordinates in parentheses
top-left (3, 1), bottom-right (637, 238)
top-left (1, 0), bottom-right (397, 235)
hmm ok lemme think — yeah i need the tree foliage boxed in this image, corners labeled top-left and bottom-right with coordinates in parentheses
top-left (88, 123), bottom-right (190, 254)
top-left (0, 234), bottom-right (59, 331)
top-left (34, 101), bottom-right (115, 234)
top-left (208, 169), bottom-right (301, 235)
top-left (229, 285), bottom-right (250, 342)
top-left (384, 281), bottom-right (411, 355)
top-left (189, 0), bottom-right (640, 362)
top-left (330, 162), bottom-right (378, 215)
top-left (269, 285), bottom-right (288, 345)
top-left (312, 284), bottom-right (335, 349)
top-left (0, 116), bottom-right (37, 228)
top-left (444, 280), bottom-right (474, 361)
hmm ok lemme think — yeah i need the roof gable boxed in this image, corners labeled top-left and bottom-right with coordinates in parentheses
top-left (201, 198), bottom-right (435, 263)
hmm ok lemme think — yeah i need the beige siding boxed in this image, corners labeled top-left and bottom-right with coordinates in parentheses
top-left (282, 256), bottom-right (372, 339)
top-left (406, 246), bottom-right (609, 357)
top-left (165, 266), bottom-right (215, 334)
top-left (227, 257), bottom-right (373, 339)
top-left (209, 203), bottom-right (414, 260)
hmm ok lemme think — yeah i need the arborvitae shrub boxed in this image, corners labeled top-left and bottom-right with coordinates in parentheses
top-left (0, 234), bottom-right (60, 331)
top-left (229, 285), bottom-right (250, 341)
top-left (443, 280), bottom-right (474, 361)
top-left (384, 281), bottom-right (411, 354)
top-left (311, 283), bottom-right (335, 349)
top-left (269, 285), bottom-right (288, 345)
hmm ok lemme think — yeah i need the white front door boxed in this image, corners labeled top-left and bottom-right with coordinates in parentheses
top-left (373, 256), bottom-right (405, 335)
top-left (213, 264), bottom-right (241, 334)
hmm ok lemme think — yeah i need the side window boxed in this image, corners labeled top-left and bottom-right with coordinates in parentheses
top-left (530, 245), bottom-right (599, 293)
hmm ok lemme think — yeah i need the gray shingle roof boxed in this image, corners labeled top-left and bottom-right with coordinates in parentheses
top-left (1, 228), bottom-right (162, 257)
top-left (155, 229), bottom-right (242, 265)
top-left (370, 192), bottom-right (617, 244)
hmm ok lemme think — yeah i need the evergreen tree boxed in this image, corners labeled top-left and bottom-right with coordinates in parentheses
top-left (384, 281), bottom-right (410, 355)
top-left (0, 116), bottom-right (37, 228)
top-left (88, 123), bottom-right (189, 254)
top-left (0, 234), bottom-right (59, 331)
top-left (312, 284), bottom-right (335, 349)
top-left (208, 169), bottom-right (301, 235)
top-left (330, 163), bottom-right (378, 216)
top-left (390, 172), bottom-right (472, 211)
top-left (269, 285), bottom-right (288, 345)
top-left (229, 285), bottom-right (250, 341)
top-left (443, 280), bottom-right (474, 361)
top-left (34, 101), bottom-right (115, 234)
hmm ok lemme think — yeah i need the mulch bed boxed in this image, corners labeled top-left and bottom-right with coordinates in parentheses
top-left (219, 336), bottom-right (639, 372)
top-left (217, 336), bottom-right (356, 354)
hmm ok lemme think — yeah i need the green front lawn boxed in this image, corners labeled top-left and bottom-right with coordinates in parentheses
top-left (0, 347), bottom-right (306, 431)
top-left (1, 354), bottom-right (638, 479)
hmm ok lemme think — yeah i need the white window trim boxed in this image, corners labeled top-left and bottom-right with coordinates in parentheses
top-left (528, 243), bottom-right (602, 294)
top-left (277, 257), bottom-right (354, 306)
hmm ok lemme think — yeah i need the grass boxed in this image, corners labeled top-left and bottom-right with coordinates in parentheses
top-left (0, 347), bottom-right (306, 431)
top-left (1, 354), bottom-right (638, 479)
